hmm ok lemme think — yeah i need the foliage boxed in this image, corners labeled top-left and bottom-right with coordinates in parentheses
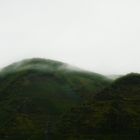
top-left (55, 73), bottom-right (140, 140)
top-left (0, 58), bottom-right (110, 139)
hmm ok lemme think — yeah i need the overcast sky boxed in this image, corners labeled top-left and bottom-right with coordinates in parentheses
top-left (0, 0), bottom-right (140, 74)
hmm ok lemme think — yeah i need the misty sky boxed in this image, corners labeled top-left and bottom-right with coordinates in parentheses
top-left (0, 0), bottom-right (140, 74)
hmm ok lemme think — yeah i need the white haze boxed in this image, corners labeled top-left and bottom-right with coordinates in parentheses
top-left (0, 0), bottom-right (140, 75)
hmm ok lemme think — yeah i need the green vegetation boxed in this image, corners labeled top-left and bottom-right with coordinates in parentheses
top-left (0, 58), bottom-right (111, 139)
top-left (0, 58), bottom-right (139, 140)
top-left (55, 73), bottom-right (140, 140)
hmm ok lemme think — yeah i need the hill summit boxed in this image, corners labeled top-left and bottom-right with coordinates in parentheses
top-left (0, 58), bottom-right (77, 74)
top-left (0, 58), bottom-right (111, 139)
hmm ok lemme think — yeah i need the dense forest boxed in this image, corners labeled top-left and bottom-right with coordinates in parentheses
top-left (0, 58), bottom-right (139, 140)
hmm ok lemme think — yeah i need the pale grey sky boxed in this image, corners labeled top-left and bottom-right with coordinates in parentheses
top-left (0, 0), bottom-right (140, 74)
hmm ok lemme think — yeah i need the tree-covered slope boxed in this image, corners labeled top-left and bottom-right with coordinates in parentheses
top-left (56, 73), bottom-right (140, 140)
top-left (0, 58), bottom-right (111, 139)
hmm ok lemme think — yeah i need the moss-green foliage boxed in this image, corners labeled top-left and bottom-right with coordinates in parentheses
top-left (55, 73), bottom-right (140, 140)
top-left (1, 59), bottom-right (139, 140)
top-left (0, 58), bottom-right (111, 139)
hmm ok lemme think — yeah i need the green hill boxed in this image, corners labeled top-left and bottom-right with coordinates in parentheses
top-left (56, 73), bottom-right (140, 140)
top-left (0, 58), bottom-right (111, 140)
